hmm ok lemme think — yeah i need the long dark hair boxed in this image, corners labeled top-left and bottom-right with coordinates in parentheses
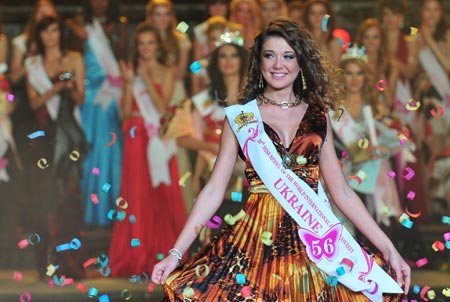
top-left (420, 0), bottom-right (449, 42)
top-left (83, 0), bottom-right (121, 25)
top-left (207, 43), bottom-right (248, 105)
top-left (132, 21), bottom-right (167, 70)
top-left (239, 17), bottom-right (338, 111)
top-left (25, 0), bottom-right (57, 55)
top-left (35, 15), bottom-right (65, 56)
top-left (303, 0), bottom-right (337, 43)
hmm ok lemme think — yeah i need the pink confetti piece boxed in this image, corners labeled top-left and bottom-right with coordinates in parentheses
top-left (6, 93), bottom-right (15, 102)
top-left (407, 191), bottom-right (416, 200)
top-left (415, 257), bottom-right (428, 267)
top-left (205, 215), bottom-right (223, 229)
top-left (147, 283), bottom-right (155, 292)
top-left (341, 151), bottom-right (349, 159)
top-left (443, 232), bottom-right (450, 241)
top-left (403, 167), bottom-right (415, 180)
top-left (90, 193), bottom-right (99, 204)
top-left (387, 171), bottom-right (396, 178)
top-left (92, 167), bottom-right (100, 175)
top-left (76, 283), bottom-right (88, 293)
top-left (18, 239), bottom-right (29, 249)
top-left (13, 271), bottom-right (23, 281)
top-left (19, 292), bottom-right (31, 302)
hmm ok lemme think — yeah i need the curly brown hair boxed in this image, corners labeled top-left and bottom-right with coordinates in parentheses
top-left (239, 17), bottom-right (339, 111)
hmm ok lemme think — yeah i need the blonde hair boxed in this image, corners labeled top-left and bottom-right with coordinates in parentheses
top-left (230, 0), bottom-right (261, 29)
top-left (146, 0), bottom-right (180, 64)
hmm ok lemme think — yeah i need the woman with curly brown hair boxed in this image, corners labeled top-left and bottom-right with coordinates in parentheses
top-left (152, 18), bottom-right (409, 302)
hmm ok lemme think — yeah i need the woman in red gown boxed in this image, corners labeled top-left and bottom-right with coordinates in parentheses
top-left (108, 21), bottom-right (186, 277)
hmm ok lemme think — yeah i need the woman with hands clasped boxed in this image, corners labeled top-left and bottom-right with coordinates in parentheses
top-left (153, 18), bottom-right (410, 302)
top-left (108, 21), bottom-right (186, 277)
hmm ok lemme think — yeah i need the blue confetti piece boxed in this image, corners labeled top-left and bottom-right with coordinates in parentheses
top-left (338, 37), bottom-right (344, 46)
top-left (27, 130), bottom-right (45, 139)
top-left (190, 61), bottom-right (202, 74)
top-left (102, 182), bottom-right (111, 193)
top-left (98, 294), bottom-right (110, 302)
top-left (130, 126), bottom-right (136, 139)
top-left (231, 191), bottom-right (242, 202)
top-left (236, 273), bottom-right (246, 284)
top-left (131, 238), bottom-right (140, 247)
top-left (321, 14), bottom-right (330, 32)
top-left (129, 214), bottom-right (136, 223)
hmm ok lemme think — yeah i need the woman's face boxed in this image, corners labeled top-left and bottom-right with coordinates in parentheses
top-left (35, 2), bottom-right (57, 22)
top-left (420, 0), bottom-right (443, 28)
top-left (381, 8), bottom-right (403, 30)
top-left (260, 36), bottom-right (300, 92)
top-left (217, 44), bottom-right (241, 76)
top-left (149, 5), bottom-right (172, 30)
top-left (209, 2), bottom-right (228, 17)
top-left (289, 8), bottom-right (304, 26)
top-left (307, 3), bottom-right (327, 30)
top-left (137, 31), bottom-right (159, 61)
top-left (235, 2), bottom-right (253, 25)
top-left (261, 1), bottom-right (281, 25)
top-left (361, 26), bottom-right (382, 54)
top-left (90, 0), bottom-right (109, 17)
top-left (343, 61), bottom-right (365, 94)
top-left (40, 22), bottom-right (60, 49)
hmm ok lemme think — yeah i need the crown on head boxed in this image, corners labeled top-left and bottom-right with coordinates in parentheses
top-left (215, 30), bottom-right (244, 47)
top-left (341, 44), bottom-right (368, 62)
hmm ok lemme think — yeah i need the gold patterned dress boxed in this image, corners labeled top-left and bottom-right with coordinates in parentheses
top-left (164, 104), bottom-right (399, 302)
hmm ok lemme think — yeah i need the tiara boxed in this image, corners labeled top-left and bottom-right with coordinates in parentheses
top-left (214, 30), bottom-right (244, 47)
top-left (341, 44), bottom-right (368, 62)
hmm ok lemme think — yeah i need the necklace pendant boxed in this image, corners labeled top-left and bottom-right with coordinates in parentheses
top-left (280, 101), bottom-right (290, 109)
top-left (282, 153), bottom-right (294, 169)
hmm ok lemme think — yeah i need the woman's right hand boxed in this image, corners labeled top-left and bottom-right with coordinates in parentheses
top-left (151, 255), bottom-right (180, 285)
top-left (120, 60), bottom-right (135, 84)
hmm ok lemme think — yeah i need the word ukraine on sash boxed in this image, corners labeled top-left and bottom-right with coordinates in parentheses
top-left (133, 76), bottom-right (176, 187)
top-left (225, 100), bottom-right (402, 302)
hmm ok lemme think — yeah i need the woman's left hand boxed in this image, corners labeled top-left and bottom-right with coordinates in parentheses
top-left (383, 247), bottom-right (411, 295)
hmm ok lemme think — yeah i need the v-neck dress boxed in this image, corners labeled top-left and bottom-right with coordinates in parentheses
top-left (164, 103), bottom-right (399, 302)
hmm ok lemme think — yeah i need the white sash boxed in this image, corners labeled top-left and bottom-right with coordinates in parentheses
top-left (419, 47), bottom-right (450, 123)
top-left (392, 80), bottom-right (415, 130)
top-left (25, 55), bottom-right (60, 121)
top-left (191, 90), bottom-right (225, 121)
top-left (133, 76), bottom-right (176, 188)
top-left (0, 117), bottom-right (12, 182)
top-left (85, 18), bottom-right (123, 110)
top-left (225, 100), bottom-right (402, 301)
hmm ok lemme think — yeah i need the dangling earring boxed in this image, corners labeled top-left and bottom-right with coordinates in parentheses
top-left (258, 74), bottom-right (264, 90)
top-left (301, 70), bottom-right (307, 91)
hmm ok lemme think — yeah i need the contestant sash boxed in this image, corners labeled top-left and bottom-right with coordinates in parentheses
top-left (419, 47), bottom-right (450, 124)
top-left (330, 107), bottom-right (381, 194)
top-left (133, 76), bottom-right (176, 188)
top-left (85, 18), bottom-right (122, 110)
top-left (0, 116), bottom-right (12, 182)
top-left (393, 80), bottom-right (415, 130)
top-left (25, 55), bottom-right (60, 121)
top-left (224, 100), bottom-right (402, 301)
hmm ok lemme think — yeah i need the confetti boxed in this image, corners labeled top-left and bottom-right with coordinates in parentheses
top-left (405, 207), bottom-right (422, 218)
top-left (321, 14), bottom-right (330, 32)
top-left (415, 257), bottom-right (428, 268)
top-left (376, 80), bottom-right (387, 92)
top-left (178, 171), bottom-right (192, 187)
top-left (46, 264), bottom-right (59, 276)
top-left (129, 214), bottom-right (136, 223)
top-left (156, 253), bottom-right (165, 260)
top-left (13, 271), bottom-right (23, 281)
top-left (183, 287), bottom-right (195, 298)
top-left (236, 273), bottom-right (246, 284)
top-left (6, 93), bottom-right (14, 102)
top-left (83, 258), bottom-right (98, 269)
top-left (205, 215), bottom-right (222, 229)
top-left (427, 290), bottom-right (436, 300)
top-left (296, 155), bottom-right (307, 165)
top-left (419, 286), bottom-right (431, 301)
top-left (341, 151), bottom-right (349, 159)
top-left (107, 209), bottom-right (125, 221)
top-left (76, 283), bottom-right (88, 293)
top-left (231, 191), bottom-right (242, 202)
top-left (102, 182), bottom-right (111, 193)
top-left (336, 266), bottom-right (346, 276)
top-left (443, 216), bottom-right (450, 225)
top-left (443, 288), bottom-right (450, 297)
top-left (357, 137), bottom-right (369, 149)
top-left (90, 194), bottom-right (99, 204)
top-left (18, 239), bottom-right (29, 249)
top-left (443, 232), bottom-right (450, 241)
top-left (413, 285), bottom-right (421, 294)
top-left (356, 170), bottom-right (368, 181)
top-left (189, 61), bottom-right (202, 74)
top-left (326, 276), bottom-right (338, 286)
top-left (241, 285), bottom-right (252, 297)
top-left (116, 197), bottom-right (128, 209)
top-left (195, 264), bottom-right (210, 277)
top-left (409, 27), bottom-right (419, 36)
top-left (340, 258), bottom-right (354, 271)
top-left (88, 287), bottom-right (99, 298)
top-left (260, 231), bottom-right (273, 246)
top-left (19, 292), bottom-right (31, 302)
top-left (405, 99), bottom-right (420, 111)
top-left (69, 150), bottom-right (80, 161)
top-left (432, 241), bottom-right (445, 252)
top-left (121, 289), bottom-right (132, 301)
top-left (147, 283), bottom-right (155, 292)
top-left (37, 158), bottom-right (49, 169)
top-left (401, 219), bottom-right (414, 229)
top-left (387, 171), bottom-right (396, 178)
top-left (27, 130), bottom-right (45, 139)
top-left (105, 132), bottom-right (117, 147)
top-left (130, 126), bottom-right (137, 138)
top-left (347, 175), bottom-right (362, 185)
top-left (406, 191), bottom-right (416, 200)
top-left (403, 167), bottom-right (415, 180)
top-left (430, 106), bottom-right (444, 118)
top-left (98, 294), bottom-right (110, 302)
top-left (131, 238), bottom-right (140, 247)
top-left (55, 238), bottom-right (81, 252)
top-left (176, 21), bottom-right (189, 33)
top-left (92, 167), bottom-right (100, 175)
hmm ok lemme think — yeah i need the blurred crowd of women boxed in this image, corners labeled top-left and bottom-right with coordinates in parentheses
top-left (0, 0), bottom-right (448, 278)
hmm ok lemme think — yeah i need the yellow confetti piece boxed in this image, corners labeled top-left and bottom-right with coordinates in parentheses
top-left (46, 264), bottom-right (57, 277)
top-left (357, 137), bottom-right (369, 149)
top-left (69, 150), bottom-right (80, 162)
top-left (355, 170), bottom-right (368, 181)
top-left (195, 264), bottom-right (210, 277)
top-left (296, 155), bottom-right (307, 165)
top-left (442, 288), bottom-right (450, 297)
top-left (37, 158), bottom-right (49, 169)
top-left (261, 231), bottom-right (273, 246)
top-left (409, 27), bottom-right (419, 36)
top-left (115, 197), bottom-right (128, 209)
top-left (176, 21), bottom-right (189, 33)
top-left (183, 287), bottom-right (195, 298)
top-left (426, 290), bottom-right (436, 300)
top-left (405, 99), bottom-right (421, 111)
top-left (121, 289), bottom-right (132, 301)
top-left (398, 212), bottom-right (410, 223)
top-left (224, 210), bottom-right (246, 226)
top-left (178, 171), bottom-right (192, 187)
